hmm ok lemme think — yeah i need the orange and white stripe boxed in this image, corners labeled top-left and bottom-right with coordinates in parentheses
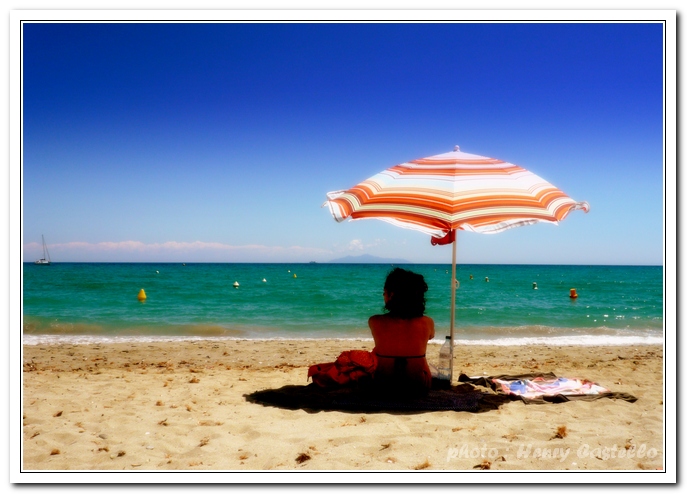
top-left (326, 146), bottom-right (589, 239)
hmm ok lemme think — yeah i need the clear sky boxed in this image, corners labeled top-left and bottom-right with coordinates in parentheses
top-left (21, 20), bottom-right (665, 265)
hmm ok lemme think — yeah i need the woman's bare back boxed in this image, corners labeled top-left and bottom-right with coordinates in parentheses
top-left (369, 314), bottom-right (435, 392)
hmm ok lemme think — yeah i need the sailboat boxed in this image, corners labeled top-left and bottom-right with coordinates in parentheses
top-left (34, 235), bottom-right (51, 265)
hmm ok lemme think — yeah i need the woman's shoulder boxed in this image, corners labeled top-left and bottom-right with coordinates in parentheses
top-left (423, 315), bottom-right (435, 333)
top-left (368, 313), bottom-right (389, 326)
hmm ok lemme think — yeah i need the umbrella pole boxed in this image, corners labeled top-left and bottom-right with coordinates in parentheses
top-left (449, 233), bottom-right (457, 381)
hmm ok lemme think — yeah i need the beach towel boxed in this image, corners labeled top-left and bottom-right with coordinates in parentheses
top-left (458, 373), bottom-right (637, 404)
top-left (492, 376), bottom-right (609, 399)
top-left (307, 350), bottom-right (377, 387)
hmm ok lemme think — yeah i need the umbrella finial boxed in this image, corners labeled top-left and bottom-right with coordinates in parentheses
top-left (454, 145), bottom-right (460, 152)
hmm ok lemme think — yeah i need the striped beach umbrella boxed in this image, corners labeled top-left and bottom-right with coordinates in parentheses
top-left (325, 146), bottom-right (589, 380)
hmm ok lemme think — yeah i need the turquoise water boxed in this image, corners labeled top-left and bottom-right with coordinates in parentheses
top-left (22, 263), bottom-right (664, 345)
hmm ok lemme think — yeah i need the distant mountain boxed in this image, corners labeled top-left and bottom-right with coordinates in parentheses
top-left (327, 254), bottom-right (410, 264)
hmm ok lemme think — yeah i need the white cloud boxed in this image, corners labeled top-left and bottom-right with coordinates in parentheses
top-left (23, 240), bottom-right (333, 262)
top-left (344, 238), bottom-right (387, 252)
top-left (346, 239), bottom-right (364, 251)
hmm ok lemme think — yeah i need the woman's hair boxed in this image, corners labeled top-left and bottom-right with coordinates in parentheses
top-left (383, 267), bottom-right (428, 319)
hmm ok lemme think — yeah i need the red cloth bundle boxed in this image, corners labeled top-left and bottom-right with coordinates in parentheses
top-left (307, 350), bottom-right (378, 387)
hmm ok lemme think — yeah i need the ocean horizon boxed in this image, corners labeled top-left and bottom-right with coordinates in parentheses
top-left (22, 262), bottom-right (664, 347)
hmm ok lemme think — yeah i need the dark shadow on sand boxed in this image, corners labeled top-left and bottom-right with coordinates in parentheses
top-left (244, 373), bottom-right (637, 414)
top-left (244, 379), bottom-right (513, 415)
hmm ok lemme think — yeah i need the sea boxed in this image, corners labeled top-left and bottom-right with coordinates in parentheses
top-left (22, 263), bottom-right (664, 347)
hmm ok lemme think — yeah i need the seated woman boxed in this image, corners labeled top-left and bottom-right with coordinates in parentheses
top-left (369, 267), bottom-right (435, 396)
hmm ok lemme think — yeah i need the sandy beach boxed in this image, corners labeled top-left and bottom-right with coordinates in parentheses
top-left (21, 339), bottom-right (664, 473)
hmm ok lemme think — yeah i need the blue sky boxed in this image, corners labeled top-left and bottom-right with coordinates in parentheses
top-left (21, 21), bottom-right (665, 264)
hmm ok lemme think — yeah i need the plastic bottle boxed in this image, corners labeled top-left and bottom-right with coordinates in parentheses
top-left (438, 336), bottom-right (452, 382)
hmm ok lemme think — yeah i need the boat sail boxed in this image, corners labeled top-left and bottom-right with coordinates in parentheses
top-left (35, 235), bottom-right (51, 265)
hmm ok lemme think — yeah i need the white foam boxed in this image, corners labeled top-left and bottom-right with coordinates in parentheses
top-left (22, 334), bottom-right (662, 347)
top-left (449, 335), bottom-right (663, 346)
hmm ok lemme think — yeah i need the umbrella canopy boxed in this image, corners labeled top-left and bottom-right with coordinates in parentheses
top-left (324, 146), bottom-right (589, 380)
top-left (326, 146), bottom-right (589, 241)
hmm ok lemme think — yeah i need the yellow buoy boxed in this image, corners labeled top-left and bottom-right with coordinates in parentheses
top-left (293, 273), bottom-right (297, 278)
top-left (137, 289), bottom-right (147, 301)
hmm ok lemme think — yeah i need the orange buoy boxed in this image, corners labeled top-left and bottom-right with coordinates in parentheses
top-left (569, 288), bottom-right (578, 299)
top-left (137, 288), bottom-right (147, 301)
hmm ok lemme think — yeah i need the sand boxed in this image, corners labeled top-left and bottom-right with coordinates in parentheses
top-left (21, 339), bottom-right (665, 474)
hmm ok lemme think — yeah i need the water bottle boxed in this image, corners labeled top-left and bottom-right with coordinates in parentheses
top-left (438, 336), bottom-right (452, 383)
